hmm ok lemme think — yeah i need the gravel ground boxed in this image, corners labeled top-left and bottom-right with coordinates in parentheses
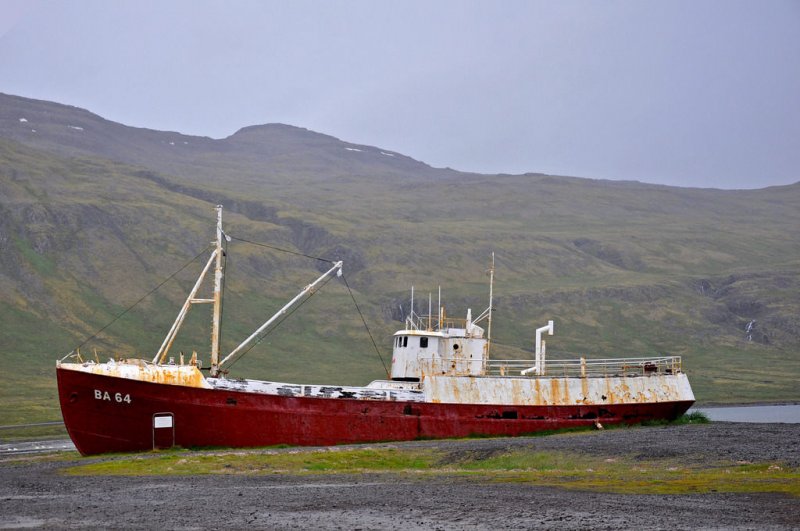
top-left (1, 422), bottom-right (798, 530)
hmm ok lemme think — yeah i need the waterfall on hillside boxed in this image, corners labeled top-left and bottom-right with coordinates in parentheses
top-left (745, 320), bottom-right (756, 342)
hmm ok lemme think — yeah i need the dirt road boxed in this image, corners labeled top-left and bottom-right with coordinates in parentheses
top-left (1, 422), bottom-right (798, 529)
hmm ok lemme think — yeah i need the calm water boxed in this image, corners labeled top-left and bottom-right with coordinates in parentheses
top-left (690, 404), bottom-right (800, 423)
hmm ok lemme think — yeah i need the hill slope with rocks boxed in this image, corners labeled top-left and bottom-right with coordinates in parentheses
top-left (1, 93), bottom-right (798, 424)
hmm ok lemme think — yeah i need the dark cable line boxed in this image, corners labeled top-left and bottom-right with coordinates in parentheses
top-left (227, 235), bottom-right (334, 264)
top-left (224, 233), bottom-right (391, 374)
top-left (74, 230), bottom-right (390, 377)
top-left (342, 274), bottom-right (389, 378)
top-left (224, 274), bottom-right (337, 371)
top-left (71, 244), bottom-right (213, 353)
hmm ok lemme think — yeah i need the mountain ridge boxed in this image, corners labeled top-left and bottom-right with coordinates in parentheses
top-left (0, 93), bottom-right (445, 185)
top-left (8, 92), bottom-right (796, 191)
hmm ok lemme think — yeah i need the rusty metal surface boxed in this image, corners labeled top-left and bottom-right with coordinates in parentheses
top-left (489, 356), bottom-right (683, 378)
top-left (58, 360), bottom-right (211, 389)
top-left (58, 357), bottom-right (692, 407)
top-left (423, 373), bottom-right (694, 406)
top-left (391, 330), bottom-right (488, 380)
top-left (57, 367), bottom-right (694, 456)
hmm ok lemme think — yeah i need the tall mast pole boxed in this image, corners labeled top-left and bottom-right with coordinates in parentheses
top-left (487, 252), bottom-right (495, 356)
top-left (410, 285), bottom-right (414, 329)
top-left (428, 292), bottom-right (432, 331)
top-left (437, 285), bottom-right (442, 330)
top-left (210, 205), bottom-right (224, 376)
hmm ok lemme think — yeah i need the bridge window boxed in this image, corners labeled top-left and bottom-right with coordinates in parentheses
top-left (420, 337), bottom-right (428, 348)
top-left (403, 336), bottom-right (408, 347)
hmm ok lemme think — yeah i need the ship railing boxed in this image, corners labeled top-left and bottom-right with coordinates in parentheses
top-left (418, 355), bottom-right (682, 378)
top-left (407, 313), bottom-right (468, 333)
top-left (486, 356), bottom-right (682, 378)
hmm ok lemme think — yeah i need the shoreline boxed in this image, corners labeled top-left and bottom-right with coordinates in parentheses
top-left (693, 400), bottom-right (800, 408)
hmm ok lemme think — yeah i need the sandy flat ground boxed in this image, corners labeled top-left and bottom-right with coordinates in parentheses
top-left (1, 422), bottom-right (798, 530)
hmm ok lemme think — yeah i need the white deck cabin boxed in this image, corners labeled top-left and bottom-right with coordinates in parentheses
top-left (390, 308), bottom-right (488, 381)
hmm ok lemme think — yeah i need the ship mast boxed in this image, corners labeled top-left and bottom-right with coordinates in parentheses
top-left (210, 205), bottom-right (224, 376)
top-left (153, 205), bottom-right (226, 368)
top-left (487, 252), bottom-right (495, 356)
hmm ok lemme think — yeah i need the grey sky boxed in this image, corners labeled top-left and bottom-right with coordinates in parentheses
top-left (1, 0), bottom-right (798, 189)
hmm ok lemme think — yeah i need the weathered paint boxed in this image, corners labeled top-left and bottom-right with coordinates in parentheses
top-left (422, 373), bottom-right (694, 405)
top-left (208, 376), bottom-right (424, 402)
top-left (57, 360), bottom-right (210, 389)
top-left (58, 362), bottom-right (694, 456)
top-left (391, 328), bottom-right (487, 379)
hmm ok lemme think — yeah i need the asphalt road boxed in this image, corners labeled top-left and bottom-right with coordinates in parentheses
top-left (0, 439), bottom-right (75, 456)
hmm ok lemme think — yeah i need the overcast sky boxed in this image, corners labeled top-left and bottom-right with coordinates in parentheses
top-left (1, 0), bottom-right (798, 189)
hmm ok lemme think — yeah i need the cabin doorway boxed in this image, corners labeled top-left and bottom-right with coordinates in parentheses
top-left (152, 413), bottom-right (175, 450)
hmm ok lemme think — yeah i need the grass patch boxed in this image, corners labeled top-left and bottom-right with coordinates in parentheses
top-left (1, 452), bottom-right (82, 466)
top-left (12, 234), bottom-right (57, 276)
top-left (502, 460), bottom-right (800, 497)
top-left (63, 443), bottom-right (799, 497)
top-left (0, 423), bottom-right (68, 442)
top-left (65, 448), bottom-right (440, 476)
top-left (672, 411), bottom-right (710, 424)
top-left (640, 411), bottom-right (710, 427)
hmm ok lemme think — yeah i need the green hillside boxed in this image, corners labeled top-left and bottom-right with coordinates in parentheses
top-left (1, 93), bottom-right (798, 427)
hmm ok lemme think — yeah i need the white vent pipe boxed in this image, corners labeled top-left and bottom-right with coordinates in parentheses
top-left (521, 320), bottom-right (554, 376)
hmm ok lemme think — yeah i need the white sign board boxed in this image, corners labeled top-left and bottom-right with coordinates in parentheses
top-left (153, 415), bottom-right (173, 429)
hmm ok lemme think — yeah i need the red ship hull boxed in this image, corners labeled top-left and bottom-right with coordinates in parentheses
top-left (57, 367), bottom-right (693, 456)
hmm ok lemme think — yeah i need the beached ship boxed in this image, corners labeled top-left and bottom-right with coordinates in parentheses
top-left (57, 207), bottom-right (695, 456)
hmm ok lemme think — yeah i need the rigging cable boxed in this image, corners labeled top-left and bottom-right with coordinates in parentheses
top-left (226, 235), bottom-right (334, 264)
top-left (224, 236), bottom-right (390, 377)
top-left (69, 243), bottom-right (213, 355)
top-left (223, 273), bottom-right (337, 371)
top-left (342, 274), bottom-right (389, 378)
